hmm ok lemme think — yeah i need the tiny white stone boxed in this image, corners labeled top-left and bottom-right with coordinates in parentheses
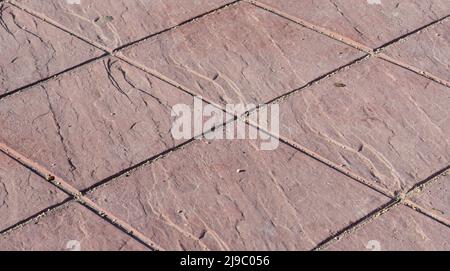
top-left (367, 0), bottom-right (382, 5)
top-left (66, 0), bottom-right (81, 5)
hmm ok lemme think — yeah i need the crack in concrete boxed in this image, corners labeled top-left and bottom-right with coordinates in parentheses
top-left (43, 87), bottom-right (78, 176)
top-left (0, 3), bottom-right (14, 36)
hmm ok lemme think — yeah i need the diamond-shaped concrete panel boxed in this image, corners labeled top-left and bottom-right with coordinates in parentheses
top-left (258, 0), bottom-right (450, 48)
top-left (0, 57), bottom-right (211, 190)
top-left (121, 2), bottom-right (364, 105)
top-left (88, 138), bottom-right (389, 250)
top-left (14, 0), bottom-right (236, 48)
top-left (0, 3), bottom-right (103, 95)
top-left (273, 58), bottom-right (450, 193)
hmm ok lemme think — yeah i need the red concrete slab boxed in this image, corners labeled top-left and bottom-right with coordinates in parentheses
top-left (258, 0), bottom-right (450, 48)
top-left (0, 57), bottom-right (211, 190)
top-left (383, 18), bottom-right (450, 82)
top-left (0, 3), bottom-right (103, 95)
top-left (0, 152), bottom-right (67, 232)
top-left (0, 202), bottom-right (148, 251)
top-left (274, 58), bottom-right (450, 194)
top-left (1, 0), bottom-right (448, 252)
top-left (88, 138), bottom-right (389, 250)
top-left (327, 205), bottom-right (450, 251)
top-left (410, 174), bottom-right (450, 221)
top-left (121, 2), bottom-right (364, 105)
top-left (14, 0), bottom-right (236, 48)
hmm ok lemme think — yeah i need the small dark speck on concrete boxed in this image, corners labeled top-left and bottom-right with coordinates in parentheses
top-left (334, 82), bottom-right (347, 88)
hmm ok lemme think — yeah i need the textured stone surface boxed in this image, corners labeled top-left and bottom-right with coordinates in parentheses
top-left (0, 152), bottom-right (67, 232)
top-left (0, 57), bottom-right (211, 190)
top-left (411, 174), bottom-right (450, 220)
top-left (259, 0), bottom-right (450, 48)
top-left (1, 0), bottom-right (449, 251)
top-left (15, 0), bottom-right (235, 48)
top-left (327, 205), bottom-right (450, 251)
top-left (0, 3), bottom-right (102, 95)
top-left (383, 18), bottom-right (450, 81)
top-left (122, 2), bottom-right (364, 105)
top-left (274, 58), bottom-right (450, 193)
top-left (88, 138), bottom-right (389, 250)
top-left (0, 202), bottom-right (147, 251)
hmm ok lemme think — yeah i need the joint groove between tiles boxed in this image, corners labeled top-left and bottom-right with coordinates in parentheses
top-left (313, 199), bottom-right (402, 251)
top-left (406, 167), bottom-right (450, 197)
top-left (1, 0), bottom-right (449, 251)
top-left (0, 53), bottom-right (109, 101)
top-left (7, 0), bottom-right (110, 52)
top-left (247, 0), bottom-right (450, 89)
top-left (112, 0), bottom-right (242, 52)
top-left (112, 54), bottom-right (398, 203)
top-left (244, 0), bottom-right (373, 53)
top-left (0, 143), bottom-right (164, 251)
top-left (376, 53), bottom-right (450, 88)
top-left (403, 200), bottom-right (450, 228)
top-left (314, 168), bottom-right (450, 250)
top-left (247, 122), bottom-right (395, 199)
top-left (265, 54), bottom-right (370, 105)
top-left (0, 199), bottom-right (72, 236)
top-left (2, 0), bottom-right (243, 100)
top-left (375, 15), bottom-right (450, 51)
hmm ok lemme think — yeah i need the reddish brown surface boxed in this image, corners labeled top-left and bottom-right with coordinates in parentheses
top-left (121, 2), bottom-right (365, 105)
top-left (275, 58), bottom-right (449, 194)
top-left (0, 56), bottom-right (212, 190)
top-left (327, 205), bottom-right (450, 251)
top-left (0, 0), bottom-right (449, 251)
top-left (14, 0), bottom-right (236, 48)
top-left (410, 174), bottom-right (450, 221)
top-left (87, 139), bottom-right (389, 250)
top-left (0, 152), bottom-right (67, 232)
top-left (383, 18), bottom-right (450, 81)
top-left (0, 202), bottom-right (148, 251)
top-left (0, 3), bottom-right (103, 95)
top-left (258, 0), bottom-right (450, 48)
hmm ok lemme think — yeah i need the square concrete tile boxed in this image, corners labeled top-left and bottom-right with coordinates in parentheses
top-left (258, 0), bottom-right (450, 48)
top-left (327, 205), bottom-right (450, 251)
top-left (0, 151), bottom-right (67, 232)
top-left (121, 2), bottom-right (364, 105)
top-left (410, 173), bottom-right (450, 221)
top-left (0, 3), bottom-right (103, 95)
top-left (88, 138), bottom-right (389, 250)
top-left (274, 58), bottom-right (450, 194)
top-left (14, 0), bottom-right (236, 48)
top-left (383, 18), bottom-right (450, 82)
top-left (0, 56), bottom-right (214, 190)
top-left (0, 202), bottom-right (148, 251)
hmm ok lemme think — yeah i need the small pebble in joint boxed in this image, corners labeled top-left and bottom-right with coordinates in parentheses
top-left (105, 15), bottom-right (114, 22)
